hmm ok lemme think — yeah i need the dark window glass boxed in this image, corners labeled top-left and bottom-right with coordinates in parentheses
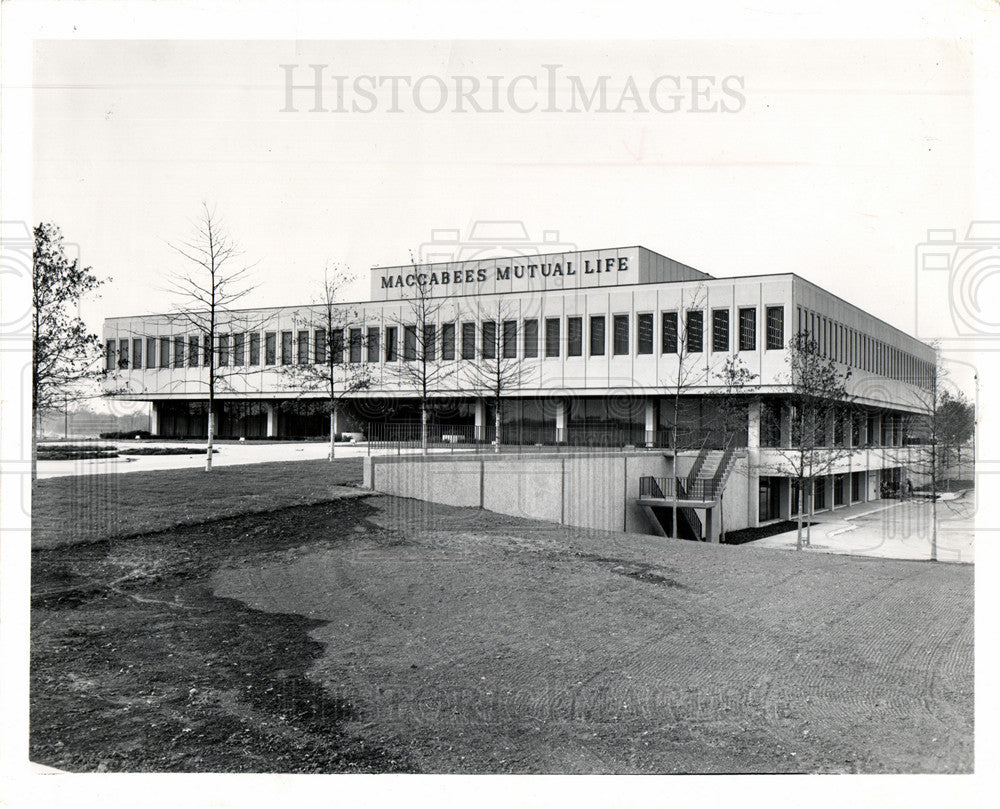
top-left (403, 325), bottom-right (417, 361)
top-left (523, 319), bottom-right (538, 358)
top-left (367, 327), bottom-right (380, 362)
top-left (106, 339), bottom-right (115, 370)
top-left (160, 336), bottom-right (170, 368)
top-left (662, 312), bottom-right (678, 354)
top-left (118, 339), bottom-right (129, 369)
top-left (482, 321), bottom-right (496, 359)
top-left (440, 323), bottom-right (455, 360)
top-left (350, 328), bottom-right (363, 363)
top-left (461, 322), bottom-right (476, 359)
top-left (545, 317), bottom-right (560, 357)
top-left (502, 320), bottom-right (517, 359)
top-left (685, 311), bottom-right (703, 353)
top-left (637, 313), bottom-right (653, 355)
top-left (590, 315), bottom-right (605, 356)
top-left (146, 337), bottom-right (156, 369)
top-left (330, 329), bottom-right (344, 364)
top-left (265, 332), bottom-right (276, 365)
top-left (189, 335), bottom-right (199, 368)
top-left (385, 326), bottom-right (397, 361)
top-left (132, 338), bottom-right (143, 370)
top-left (233, 332), bottom-right (245, 366)
top-left (738, 308), bottom-right (756, 351)
top-left (613, 314), bottom-right (629, 355)
top-left (218, 334), bottom-right (229, 367)
top-left (297, 331), bottom-right (309, 364)
top-left (422, 324), bottom-right (434, 362)
top-left (567, 317), bottom-right (583, 357)
top-left (280, 331), bottom-right (292, 365)
top-left (249, 333), bottom-right (260, 365)
top-left (174, 336), bottom-right (185, 368)
top-left (202, 334), bottom-right (211, 366)
top-left (314, 329), bottom-right (326, 364)
top-left (712, 309), bottom-right (729, 353)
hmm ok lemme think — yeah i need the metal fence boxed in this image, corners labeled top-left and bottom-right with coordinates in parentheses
top-left (638, 476), bottom-right (723, 502)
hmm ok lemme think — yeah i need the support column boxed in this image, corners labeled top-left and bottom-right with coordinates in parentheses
top-left (555, 399), bottom-right (568, 444)
top-left (644, 398), bottom-right (657, 447)
top-left (748, 400), bottom-right (761, 528)
top-left (265, 402), bottom-right (278, 438)
top-left (747, 399), bottom-right (761, 449)
top-left (150, 401), bottom-right (161, 436)
top-left (474, 398), bottom-right (486, 442)
top-left (705, 507), bottom-right (719, 543)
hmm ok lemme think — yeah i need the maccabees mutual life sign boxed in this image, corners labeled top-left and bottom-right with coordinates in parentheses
top-left (369, 247), bottom-right (673, 301)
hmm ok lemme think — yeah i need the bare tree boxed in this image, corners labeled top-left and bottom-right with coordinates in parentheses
top-left (32, 222), bottom-right (106, 478)
top-left (389, 255), bottom-right (459, 454)
top-left (464, 299), bottom-right (533, 452)
top-left (278, 265), bottom-right (372, 459)
top-left (763, 331), bottom-right (852, 550)
top-left (164, 203), bottom-right (258, 471)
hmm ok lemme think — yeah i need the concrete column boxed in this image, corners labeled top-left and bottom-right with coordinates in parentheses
top-left (644, 398), bottom-right (657, 446)
top-left (705, 507), bottom-right (719, 543)
top-left (474, 398), bottom-right (486, 442)
top-left (872, 412), bottom-right (882, 447)
top-left (747, 399), bottom-right (761, 448)
top-left (265, 402), bottom-right (278, 438)
top-left (780, 402), bottom-right (792, 448)
top-left (150, 401), bottom-right (161, 435)
top-left (555, 399), bottom-right (568, 443)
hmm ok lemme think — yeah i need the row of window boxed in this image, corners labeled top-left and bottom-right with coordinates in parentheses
top-left (797, 306), bottom-right (932, 385)
top-left (106, 305), bottom-right (787, 370)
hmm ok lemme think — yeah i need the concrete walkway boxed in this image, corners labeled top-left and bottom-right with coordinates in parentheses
top-left (748, 495), bottom-right (975, 563)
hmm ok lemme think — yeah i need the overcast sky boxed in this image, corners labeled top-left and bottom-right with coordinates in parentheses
top-left (32, 37), bottom-right (977, 396)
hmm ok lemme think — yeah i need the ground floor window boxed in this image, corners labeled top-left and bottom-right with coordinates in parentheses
top-left (834, 473), bottom-right (847, 507)
top-left (851, 471), bottom-right (864, 502)
top-left (758, 476), bottom-right (783, 522)
top-left (813, 477), bottom-right (827, 510)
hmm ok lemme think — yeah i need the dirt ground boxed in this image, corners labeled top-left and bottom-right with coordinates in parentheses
top-left (31, 491), bottom-right (973, 773)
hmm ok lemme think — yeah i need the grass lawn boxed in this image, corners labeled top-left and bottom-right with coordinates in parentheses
top-left (30, 460), bottom-right (973, 773)
top-left (31, 457), bottom-right (363, 549)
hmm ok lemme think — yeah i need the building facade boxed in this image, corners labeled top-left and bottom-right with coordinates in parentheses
top-left (103, 245), bottom-right (936, 531)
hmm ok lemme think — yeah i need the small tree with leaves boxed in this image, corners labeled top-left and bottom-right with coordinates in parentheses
top-left (32, 222), bottom-right (106, 478)
top-left (279, 266), bottom-right (372, 459)
top-left (464, 299), bottom-right (533, 452)
top-left (165, 203), bottom-right (258, 471)
top-left (389, 256), bottom-right (459, 454)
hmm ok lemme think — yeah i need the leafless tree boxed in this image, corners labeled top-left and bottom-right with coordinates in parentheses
top-left (464, 299), bottom-right (534, 452)
top-left (763, 331), bottom-right (853, 550)
top-left (164, 203), bottom-right (259, 471)
top-left (388, 255), bottom-right (460, 454)
top-left (278, 265), bottom-right (372, 459)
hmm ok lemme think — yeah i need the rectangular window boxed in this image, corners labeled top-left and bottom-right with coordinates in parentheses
top-left (662, 312), bottom-right (678, 354)
top-left (422, 324), bottom-right (435, 362)
top-left (281, 331), bottom-right (292, 365)
top-left (502, 320), bottom-right (517, 359)
top-left (174, 336), bottom-right (185, 368)
top-left (132, 338), bottom-right (142, 370)
top-left (440, 324), bottom-right (455, 361)
top-left (350, 328), bottom-right (363, 363)
top-left (567, 316), bottom-right (583, 357)
top-left (265, 332), bottom-right (276, 365)
top-left (766, 306), bottom-right (784, 350)
top-left (685, 310), bottom-right (703, 354)
top-left (146, 337), bottom-right (156, 369)
top-left (368, 327), bottom-right (380, 362)
top-left (297, 331), bottom-right (309, 364)
top-left (738, 308), bottom-right (756, 352)
top-left (249, 333), bottom-right (260, 365)
top-left (118, 339), bottom-right (129, 369)
top-left (637, 313), bottom-right (653, 355)
top-left (711, 309), bottom-right (729, 353)
top-left (523, 319), bottom-right (538, 358)
top-left (233, 332), bottom-right (245, 366)
top-left (461, 322), bottom-right (476, 359)
top-left (106, 339), bottom-right (115, 370)
top-left (314, 329), bottom-right (326, 364)
top-left (590, 315), bottom-right (606, 356)
top-left (218, 333), bottom-right (230, 367)
top-left (202, 334), bottom-right (211, 366)
top-left (160, 336), bottom-right (170, 368)
top-left (403, 325), bottom-right (417, 361)
top-left (481, 321), bottom-right (496, 360)
top-left (188, 335), bottom-right (199, 368)
top-left (545, 317), bottom-right (560, 357)
top-left (385, 326), bottom-right (397, 361)
top-left (330, 329), bottom-right (344, 364)
top-left (613, 314), bottom-right (630, 355)
top-left (814, 478), bottom-right (826, 510)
